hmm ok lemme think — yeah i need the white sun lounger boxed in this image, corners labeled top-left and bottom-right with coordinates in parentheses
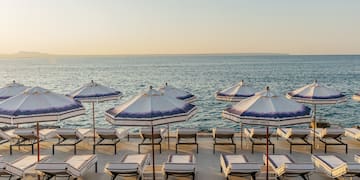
top-left (93, 128), bottom-right (129, 154)
top-left (245, 128), bottom-right (274, 154)
top-left (163, 154), bottom-right (196, 180)
top-left (9, 128), bottom-right (53, 155)
top-left (313, 128), bottom-right (348, 154)
top-left (0, 129), bottom-right (12, 145)
top-left (265, 154), bottom-right (314, 180)
top-left (212, 128), bottom-right (236, 154)
top-left (138, 128), bottom-right (167, 154)
top-left (104, 153), bottom-right (150, 180)
top-left (220, 154), bottom-right (261, 180)
top-left (36, 154), bottom-right (98, 180)
top-left (345, 128), bottom-right (360, 140)
top-left (0, 155), bottom-right (49, 179)
top-left (277, 128), bottom-right (312, 153)
top-left (176, 128), bottom-right (199, 153)
top-left (52, 128), bottom-right (90, 155)
top-left (311, 154), bottom-right (360, 178)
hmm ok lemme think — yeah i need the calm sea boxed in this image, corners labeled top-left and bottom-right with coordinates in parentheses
top-left (0, 55), bottom-right (359, 131)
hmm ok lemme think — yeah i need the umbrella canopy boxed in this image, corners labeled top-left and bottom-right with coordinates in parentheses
top-left (67, 80), bottom-right (122, 102)
top-left (286, 80), bottom-right (346, 104)
top-left (0, 86), bottom-right (85, 124)
top-left (106, 86), bottom-right (197, 179)
top-left (0, 80), bottom-right (28, 101)
top-left (158, 83), bottom-right (196, 103)
top-left (215, 80), bottom-right (257, 102)
top-left (353, 92), bottom-right (360, 102)
top-left (105, 86), bottom-right (197, 126)
top-left (222, 87), bottom-right (312, 126)
top-left (0, 86), bottom-right (85, 162)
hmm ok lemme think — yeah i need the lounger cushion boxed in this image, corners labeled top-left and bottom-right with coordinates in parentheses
top-left (164, 163), bottom-right (195, 173)
top-left (355, 154), bottom-right (360, 163)
top-left (177, 128), bottom-right (197, 136)
top-left (104, 154), bottom-right (149, 177)
top-left (140, 128), bottom-right (166, 139)
top-left (6, 155), bottom-right (49, 177)
top-left (266, 155), bottom-right (294, 169)
top-left (105, 162), bottom-right (139, 173)
top-left (213, 128), bottom-right (235, 138)
top-left (220, 154), bottom-right (260, 177)
top-left (66, 155), bottom-right (97, 177)
top-left (168, 154), bottom-right (195, 163)
top-left (311, 155), bottom-right (347, 178)
top-left (346, 163), bottom-right (360, 175)
top-left (35, 163), bottom-right (68, 174)
top-left (164, 154), bottom-right (196, 174)
top-left (0, 130), bottom-right (12, 141)
top-left (345, 128), bottom-right (360, 139)
top-left (277, 128), bottom-right (310, 139)
top-left (221, 154), bottom-right (247, 167)
top-left (283, 163), bottom-right (314, 174)
top-left (230, 163), bottom-right (262, 173)
top-left (56, 128), bottom-right (85, 139)
top-left (315, 128), bottom-right (345, 138)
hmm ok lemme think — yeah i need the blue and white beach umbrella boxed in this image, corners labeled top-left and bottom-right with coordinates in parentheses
top-left (286, 80), bottom-right (346, 151)
top-left (286, 80), bottom-right (346, 104)
top-left (159, 83), bottom-right (196, 103)
top-left (353, 92), bottom-right (360, 102)
top-left (68, 80), bottom-right (122, 102)
top-left (106, 86), bottom-right (197, 180)
top-left (105, 86), bottom-right (197, 126)
top-left (0, 87), bottom-right (85, 161)
top-left (0, 80), bottom-right (28, 101)
top-left (215, 80), bottom-right (257, 102)
top-left (67, 80), bottom-right (122, 145)
top-left (222, 87), bottom-right (311, 179)
top-left (222, 87), bottom-right (312, 126)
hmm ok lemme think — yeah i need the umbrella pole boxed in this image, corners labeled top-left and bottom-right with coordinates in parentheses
top-left (152, 125), bottom-right (155, 180)
top-left (37, 122), bottom-right (40, 162)
top-left (168, 123), bottom-right (170, 149)
top-left (240, 122), bottom-right (243, 150)
top-left (313, 104), bottom-right (316, 152)
top-left (266, 126), bottom-right (269, 180)
top-left (92, 102), bottom-right (96, 154)
top-left (36, 122), bottom-right (40, 180)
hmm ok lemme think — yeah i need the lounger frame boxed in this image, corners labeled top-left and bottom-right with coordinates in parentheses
top-left (220, 154), bottom-right (261, 180)
top-left (10, 129), bottom-right (38, 155)
top-left (164, 154), bottom-right (196, 180)
top-left (176, 129), bottom-right (198, 154)
top-left (93, 129), bottom-right (129, 154)
top-left (213, 128), bottom-right (236, 154)
top-left (104, 154), bottom-right (150, 180)
top-left (138, 129), bottom-right (163, 154)
top-left (52, 129), bottom-right (84, 155)
top-left (277, 128), bottom-right (312, 154)
top-left (316, 129), bottom-right (348, 154)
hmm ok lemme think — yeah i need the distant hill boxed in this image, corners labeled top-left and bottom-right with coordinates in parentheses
top-left (0, 51), bottom-right (52, 58)
top-left (0, 51), bottom-right (290, 59)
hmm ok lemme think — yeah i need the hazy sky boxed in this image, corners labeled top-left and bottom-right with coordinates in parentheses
top-left (1, 0), bottom-right (360, 55)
